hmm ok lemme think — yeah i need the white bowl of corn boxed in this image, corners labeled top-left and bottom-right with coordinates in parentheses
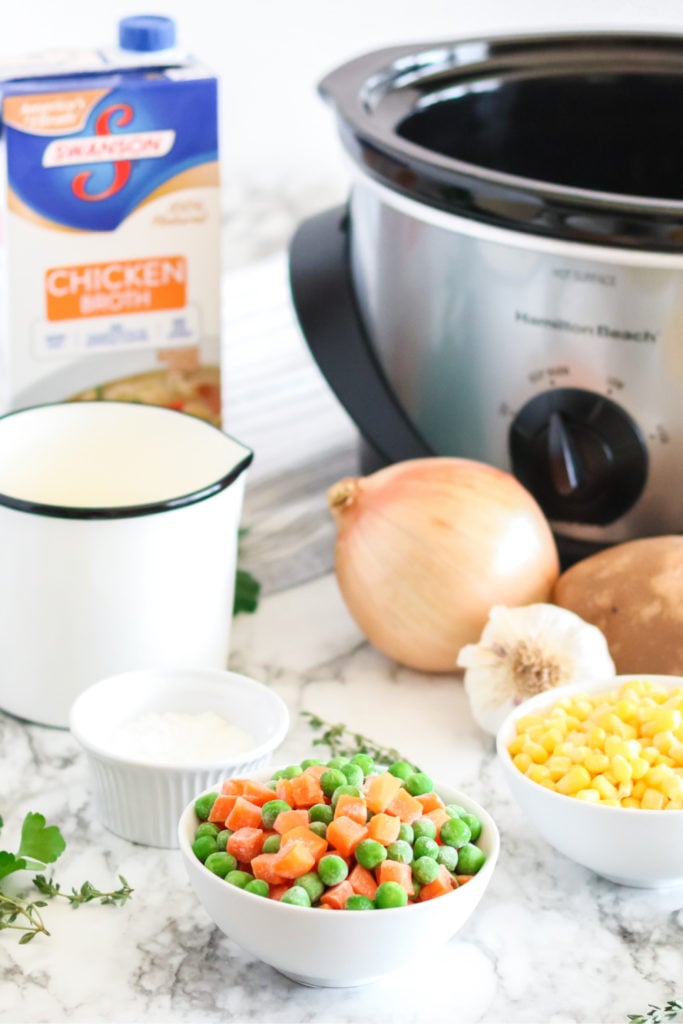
top-left (496, 674), bottom-right (683, 888)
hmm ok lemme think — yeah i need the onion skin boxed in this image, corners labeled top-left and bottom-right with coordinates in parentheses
top-left (328, 457), bottom-right (560, 672)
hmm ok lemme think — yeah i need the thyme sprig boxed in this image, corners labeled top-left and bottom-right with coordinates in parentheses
top-left (300, 710), bottom-right (416, 767)
top-left (32, 874), bottom-right (133, 908)
top-left (628, 1000), bottom-right (683, 1023)
top-left (0, 892), bottom-right (50, 944)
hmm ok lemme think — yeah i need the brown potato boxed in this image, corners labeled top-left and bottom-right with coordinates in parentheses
top-left (553, 535), bottom-right (683, 675)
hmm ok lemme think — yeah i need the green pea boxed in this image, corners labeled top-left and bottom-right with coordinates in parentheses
top-left (270, 768), bottom-right (286, 780)
top-left (436, 845), bottom-right (459, 872)
top-left (455, 843), bottom-right (486, 875)
top-left (375, 881), bottom-right (408, 909)
top-left (300, 758), bottom-right (325, 769)
top-left (204, 851), bottom-right (237, 878)
top-left (281, 764), bottom-right (303, 779)
top-left (440, 817), bottom-right (472, 849)
top-left (309, 803), bottom-right (333, 825)
top-left (320, 768), bottom-right (347, 797)
top-left (386, 840), bottom-right (413, 864)
top-left (194, 792), bottom-right (219, 821)
top-left (412, 856), bottom-right (439, 886)
top-left (318, 854), bottom-right (348, 886)
top-left (192, 835), bottom-right (218, 862)
top-left (281, 885), bottom-right (311, 907)
top-left (326, 756), bottom-right (350, 770)
top-left (308, 821), bottom-right (328, 839)
top-left (388, 761), bottom-right (414, 781)
top-left (350, 753), bottom-right (375, 775)
top-left (346, 894), bottom-right (375, 910)
top-left (404, 772), bottom-right (433, 796)
top-left (215, 828), bottom-right (232, 851)
top-left (194, 821), bottom-right (220, 840)
top-left (459, 813), bottom-right (482, 842)
top-left (341, 762), bottom-right (364, 788)
top-left (413, 836), bottom-right (439, 859)
top-left (225, 870), bottom-right (253, 888)
top-left (262, 834), bottom-right (281, 853)
top-left (297, 872), bottom-right (324, 903)
top-left (355, 839), bottom-right (387, 870)
top-left (244, 879), bottom-right (269, 897)
top-left (445, 803), bottom-right (468, 819)
top-left (331, 784), bottom-right (363, 809)
top-left (398, 823), bottom-right (414, 844)
top-left (261, 799), bottom-right (291, 829)
top-left (412, 817), bottom-right (437, 841)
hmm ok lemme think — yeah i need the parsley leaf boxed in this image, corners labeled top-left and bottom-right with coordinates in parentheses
top-left (18, 813), bottom-right (66, 867)
top-left (0, 851), bottom-right (27, 881)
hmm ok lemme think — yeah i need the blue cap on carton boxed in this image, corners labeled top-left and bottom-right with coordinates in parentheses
top-left (118, 15), bottom-right (177, 52)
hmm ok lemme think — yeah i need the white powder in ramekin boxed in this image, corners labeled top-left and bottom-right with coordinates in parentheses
top-left (111, 710), bottom-right (256, 764)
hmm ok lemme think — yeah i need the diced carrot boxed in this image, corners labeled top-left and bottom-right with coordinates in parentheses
top-left (303, 763), bottom-right (328, 781)
top-left (250, 852), bottom-right (286, 885)
top-left (386, 787), bottom-right (424, 824)
top-left (275, 778), bottom-right (295, 805)
top-left (377, 859), bottom-right (414, 896)
top-left (269, 883), bottom-right (292, 901)
top-left (363, 772), bottom-right (403, 814)
top-left (320, 879), bottom-right (354, 910)
top-left (273, 840), bottom-right (316, 879)
top-left (455, 875), bottom-right (474, 886)
top-left (424, 807), bottom-right (451, 838)
top-left (415, 790), bottom-right (445, 813)
top-left (221, 778), bottom-right (247, 796)
top-left (243, 779), bottom-right (279, 807)
top-left (367, 812), bottom-right (401, 846)
top-left (348, 863), bottom-right (378, 900)
top-left (326, 816), bottom-right (368, 859)
top-left (226, 796), bottom-right (263, 831)
top-left (273, 809), bottom-right (310, 834)
top-left (333, 793), bottom-right (367, 825)
top-left (288, 772), bottom-right (325, 809)
top-left (227, 826), bottom-right (265, 863)
top-left (419, 864), bottom-right (455, 901)
top-left (207, 794), bottom-right (237, 824)
top-left (280, 824), bottom-right (328, 861)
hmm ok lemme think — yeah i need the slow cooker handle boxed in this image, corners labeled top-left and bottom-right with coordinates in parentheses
top-left (288, 204), bottom-right (433, 464)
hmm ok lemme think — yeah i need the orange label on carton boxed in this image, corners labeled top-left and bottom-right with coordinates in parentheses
top-left (3, 90), bottom-right (110, 135)
top-left (45, 255), bottom-right (187, 320)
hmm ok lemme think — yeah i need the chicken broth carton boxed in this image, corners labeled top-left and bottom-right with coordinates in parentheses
top-left (0, 16), bottom-right (222, 424)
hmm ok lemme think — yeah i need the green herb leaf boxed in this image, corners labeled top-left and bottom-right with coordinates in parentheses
top-left (233, 568), bottom-right (261, 616)
top-left (300, 710), bottom-right (417, 767)
top-left (18, 814), bottom-right (66, 866)
top-left (0, 851), bottom-right (27, 881)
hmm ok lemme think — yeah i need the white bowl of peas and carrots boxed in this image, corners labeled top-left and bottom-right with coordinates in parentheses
top-left (178, 755), bottom-right (499, 987)
top-left (496, 674), bottom-right (683, 888)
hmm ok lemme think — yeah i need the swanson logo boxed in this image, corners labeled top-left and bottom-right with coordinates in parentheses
top-left (41, 103), bottom-right (176, 202)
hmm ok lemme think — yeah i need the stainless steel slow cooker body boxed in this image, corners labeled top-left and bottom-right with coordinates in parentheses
top-left (289, 33), bottom-right (683, 557)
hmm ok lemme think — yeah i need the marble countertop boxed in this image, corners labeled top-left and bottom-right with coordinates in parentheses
top-left (1, 206), bottom-right (682, 1022)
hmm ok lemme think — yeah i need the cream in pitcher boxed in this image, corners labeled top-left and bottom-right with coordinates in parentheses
top-left (0, 14), bottom-right (222, 423)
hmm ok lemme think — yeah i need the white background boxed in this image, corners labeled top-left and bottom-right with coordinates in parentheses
top-left (3, 0), bottom-right (683, 223)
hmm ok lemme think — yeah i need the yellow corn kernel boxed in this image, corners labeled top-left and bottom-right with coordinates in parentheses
top-left (621, 722), bottom-right (638, 740)
top-left (621, 797), bottom-right (640, 808)
top-left (611, 754), bottom-right (633, 783)
top-left (598, 712), bottom-right (629, 737)
top-left (568, 744), bottom-right (591, 764)
top-left (653, 731), bottom-right (675, 754)
top-left (604, 735), bottom-right (625, 758)
top-left (513, 752), bottom-right (533, 773)
top-left (516, 714), bottom-right (544, 733)
top-left (555, 765), bottom-right (592, 796)
top-left (630, 756), bottom-right (650, 780)
top-left (539, 727), bottom-right (565, 753)
top-left (615, 698), bottom-right (638, 722)
top-left (617, 780), bottom-right (633, 799)
top-left (669, 742), bottom-right (683, 767)
top-left (575, 788), bottom-right (601, 803)
top-left (553, 742), bottom-right (576, 759)
top-left (573, 699), bottom-right (594, 721)
top-left (545, 756), bottom-right (573, 781)
top-left (622, 739), bottom-right (643, 759)
top-left (525, 764), bottom-right (551, 784)
top-left (600, 798), bottom-right (620, 806)
top-left (640, 720), bottom-right (659, 738)
top-left (632, 779), bottom-right (647, 800)
top-left (663, 774), bottom-right (683, 802)
top-left (507, 735), bottom-right (525, 756)
top-left (592, 774), bottom-right (619, 800)
top-left (522, 740), bottom-right (549, 764)
top-left (654, 708), bottom-right (682, 733)
top-left (584, 751), bottom-right (610, 775)
top-left (666, 799), bottom-right (683, 809)
top-left (641, 788), bottom-right (666, 810)
top-left (642, 746), bottom-right (660, 764)
top-left (587, 725), bottom-right (607, 749)
top-left (645, 763), bottom-right (674, 788)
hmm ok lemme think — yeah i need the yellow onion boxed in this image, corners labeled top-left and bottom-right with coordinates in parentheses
top-left (327, 457), bottom-right (560, 672)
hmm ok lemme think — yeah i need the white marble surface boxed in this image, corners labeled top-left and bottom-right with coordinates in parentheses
top-left (1, 572), bottom-right (682, 1024)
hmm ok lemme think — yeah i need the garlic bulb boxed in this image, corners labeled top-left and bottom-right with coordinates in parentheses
top-left (457, 603), bottom-right (616, 735)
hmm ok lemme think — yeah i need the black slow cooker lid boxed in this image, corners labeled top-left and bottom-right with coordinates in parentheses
top-left (320, 32), bottom-right (683, 250)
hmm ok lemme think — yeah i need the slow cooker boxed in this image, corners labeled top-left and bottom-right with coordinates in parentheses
top-left (289, 32), bottom-right (683, 563)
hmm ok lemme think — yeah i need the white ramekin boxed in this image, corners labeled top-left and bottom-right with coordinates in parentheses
top-left (69, 667), bottom-right (290, 848)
